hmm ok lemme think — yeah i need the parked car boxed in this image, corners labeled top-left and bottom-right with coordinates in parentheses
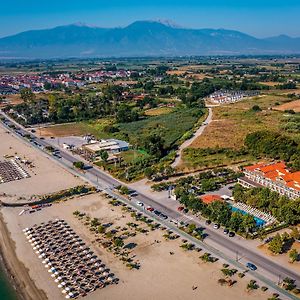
top-left (177, 206), bottom-right (184, 212)
top-left (213, 223), bottom-right (220, 229)
top-left (223, 228), bottom-right (229, 235)
top-left (136, 201), bottom-right (144, 207)
top-left (205, 219), bottom-right (212, 225)
top-left (229, 232), bottom-right (235, 237)
top-left (153, 210), bottom-right (161, 216)
top-left (246, 262), bottom-right (257, 271)
top-left (146, 206), bottom-right (154, 212)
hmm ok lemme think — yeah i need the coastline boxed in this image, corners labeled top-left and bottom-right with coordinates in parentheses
top-left (0, 210), bottom-right (47, 300)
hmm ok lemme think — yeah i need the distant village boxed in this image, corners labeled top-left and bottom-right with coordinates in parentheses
top-left (208, 90), bottom-right (259, 104)
top-left (0, 69), bottom-right (133, 95)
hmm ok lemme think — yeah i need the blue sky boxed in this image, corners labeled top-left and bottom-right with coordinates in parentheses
top-left (1, 0), bottom-right (299, 38)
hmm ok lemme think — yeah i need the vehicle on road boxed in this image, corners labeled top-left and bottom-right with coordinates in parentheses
top-left (177, 206), bottom-right (184, 212)
top-left (146, 206), bottom-right (154, 212)
top-left (246, 262), bottom-right (257, 271)
top-left (159, 213), bottom-right (168, 220)
top-left (213, 223), bottom-right (220, 229)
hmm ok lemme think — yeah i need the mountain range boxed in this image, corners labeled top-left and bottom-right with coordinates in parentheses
top-left (0, 21), bottom-right (300, 59)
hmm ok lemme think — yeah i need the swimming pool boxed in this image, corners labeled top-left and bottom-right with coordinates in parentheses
top-left (231, 206), bottom-right (266, 227)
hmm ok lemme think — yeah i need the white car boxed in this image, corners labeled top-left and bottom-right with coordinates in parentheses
top-left (136, 201), bottom-right (144, 207)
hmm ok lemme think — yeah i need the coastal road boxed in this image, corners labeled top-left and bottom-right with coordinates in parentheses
top-left (171, 107), bottom-right (213, 168)
top-left (1, 111), bottom-right (299, 299)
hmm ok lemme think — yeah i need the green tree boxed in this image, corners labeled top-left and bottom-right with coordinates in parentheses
top-left (97, 150), bottom-right (109, 162)
top-left (268, 233), bottom-right (284, 254)
top-left (241, 214), bottom-right (257, 233)
top-left (113, 237), bottom-right (124, 248)
top-left (143, 134), bottom-right (165, 158)
top-left (20, 88), bottom-right (35, 103)
top-left (144, 167), bottom-right (155, 179)
top-left (288, 249), bottom-right (299, 263)
top-left (73, 161), bottom-right (84, 169)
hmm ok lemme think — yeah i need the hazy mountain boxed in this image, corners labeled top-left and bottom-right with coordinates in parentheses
top-left (0, 21), bottom-right (299, 59)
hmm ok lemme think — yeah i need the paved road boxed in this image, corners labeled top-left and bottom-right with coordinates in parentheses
top-left (171, 107), bottom-right (213, 168)
top-left (1, 111), bottom-right (299, 299)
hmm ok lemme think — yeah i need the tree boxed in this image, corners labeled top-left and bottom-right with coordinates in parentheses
top-left (113, 237), bottom-right (124, 248)
top-left (247, 280), bottom-right (259, 291)
top-left (241, 214), bottom-right (257, 233)
top-left (73, 161), bottom-right (84, 169)
top-left (97, 150), bottom-right (109, 162)
top-left (288, 249), bottom-right (299, 263)
top-left (20, 88), bottom-right (35, 103)
top-left (268, 234), bottom-right (284, 254)
top-left (144, 167), bottom-right (155, 179)
top-left (143, 134), bottom-right (165, 158)
top-left (290, 227), bottom-right (300, 241)
top-left (251, 105), bottom-right (262, 112)
top-left (116, 103), bottom-right (139, 123)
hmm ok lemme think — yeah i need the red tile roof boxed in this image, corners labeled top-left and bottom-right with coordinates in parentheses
top-left (244, 162), bottom-right (300, 191)
top-left (200, 194), bottom-right (223, 204)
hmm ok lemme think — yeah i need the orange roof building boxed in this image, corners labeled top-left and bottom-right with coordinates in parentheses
top-left (200, 194), bottom-right (223, 204)
top-left (240, 162), bottom-right (300, 199)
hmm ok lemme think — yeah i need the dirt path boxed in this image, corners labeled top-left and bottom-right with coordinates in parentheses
top-left (0, 211), bottom-right (47, 300)
top-left (171, 107), bottom-right (213, 168)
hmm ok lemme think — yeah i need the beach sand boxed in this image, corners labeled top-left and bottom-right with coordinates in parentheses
top-left (0, 125), bottom-right (83, 201)
top-left (2, 193), bottom-right (270, 300)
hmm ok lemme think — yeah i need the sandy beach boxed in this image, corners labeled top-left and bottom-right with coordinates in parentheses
top-left (1, 193), bottom-right (271, 300)
top-left (0, 124), bottom-right (83, 202)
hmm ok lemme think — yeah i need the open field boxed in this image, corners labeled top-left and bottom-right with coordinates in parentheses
top-left (144, 106), bottom-right (174, 116)
top-left (38, 118), bottom-right (113, 138)
top-left (118, 108), bottom-right (204, 148)
top-left (0, 124), bottom-right (83, 201)
top-left (190, 94), bottom-right (297, 150)
top-left (1, 193), bottom-right (270, 300)
top-left (178, 93), bottom-right (300, 171)
top-left (273, 100), bottom-right (300, 113)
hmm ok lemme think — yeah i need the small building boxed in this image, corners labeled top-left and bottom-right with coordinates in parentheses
top-left (82, 139), bottom-right (129, 159)
top-left (200, 194), bottom-right (223, 204)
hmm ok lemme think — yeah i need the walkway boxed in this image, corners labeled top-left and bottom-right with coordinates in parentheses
top-left (171, 107), bottom-right (213, 168)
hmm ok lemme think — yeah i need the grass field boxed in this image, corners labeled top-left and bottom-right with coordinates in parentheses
top-left (180, 93), bottom-right (298, 171)
top-left (190, 94), bottom-right (296, 150)
top-left (144, 106), bottom-right (174, 116)
top-left (118, 107), bottom-right (205, 149)
top-left (182, 148), bottom-right (255, 171)
top-left (39, 118), bottom-right (114, 138)
top-left (118, 149), bottom-right (150, 164)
